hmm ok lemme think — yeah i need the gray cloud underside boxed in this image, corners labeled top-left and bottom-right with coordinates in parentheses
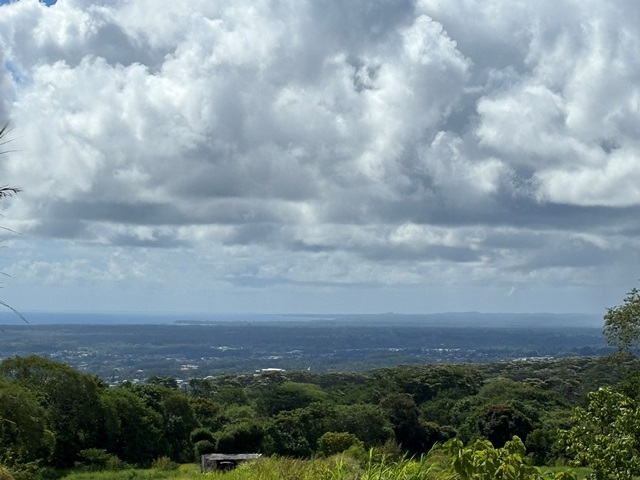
top-left (2, 0), bottom-right (640, 292)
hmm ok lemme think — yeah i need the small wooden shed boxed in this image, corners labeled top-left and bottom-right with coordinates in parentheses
top-left (200, 453), bottom-right (262, 472)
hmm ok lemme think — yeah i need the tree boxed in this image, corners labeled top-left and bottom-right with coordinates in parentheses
top-left (452, 377), bottom-right (567, 457)
top-left (264, 414), bottom-right (311, 457)
top-left (379, 393), bottom-right (446, 453)
top-left (603, 286), bottom-right (640, 355)
top-left (125, 383), bottom-right (199, 462)
top-left (100, 388), bottom-right (164, 465)
top-left (189, 378), bottom-right (216, 398)
top-left (190, 427), bottom-right (216, 444)
top-left (194, 439), bottom-right (216, 457)
top-left (0, 378), bottom-right (55, 465)
top-left (476, 404), bottom-right (534, 448)
top-left (147, 376), bottom-right (179, 389)
top-left (324, 404), bottom-right (393, 447)
top-left (189, 397), bottom-right (224, 431)
top-left (560, 386), bottom-right (640, 480)
top-left (263, 403), bottom-right (329, 457)
top-left (161, 392), bottom-right (199, 462)
top-left (0, 356), bottom-right (104, 467)
top-left (216, 421), bottom-right (265, 454)
top-left (255, 382), bottom-right (328, 416)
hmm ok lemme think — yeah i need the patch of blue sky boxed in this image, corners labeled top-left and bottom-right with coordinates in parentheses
top-left (4, 60), bottom-right (29, 86)
top-left (0, 0), bottom-right (57, 5)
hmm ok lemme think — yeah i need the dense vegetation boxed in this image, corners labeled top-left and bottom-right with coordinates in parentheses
top-left (0, 352), bottom-right (639, 479)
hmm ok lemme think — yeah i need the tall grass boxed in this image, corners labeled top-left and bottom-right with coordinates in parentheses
top-left (58, 449), bottom-right (456, 480)
top-left (57, 464), bottom-right (202, 480)
top-left (357, 449), bottom-right (452, 480)
top-left (46, 453), bottom-right (594, 480)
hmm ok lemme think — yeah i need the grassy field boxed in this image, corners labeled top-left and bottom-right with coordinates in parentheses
top-left (58, 458), bottom-right (443, 480)
top-left (56, 455), bottom-right (589, 480)
top-left (57, 464), bottom-right (203, 480)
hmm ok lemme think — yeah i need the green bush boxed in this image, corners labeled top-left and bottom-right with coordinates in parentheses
top-left (194, 440), bottom-right (216, 457)
top-left (0, 463), bottom-right (14, 480)
top-left (317, 432), bottom-right (363, 457)
top-left (560, 386), bottom-right (640, 479)
top-left (4, 461), bottom-right (43, 480)
top-left (445, 436), bottom-right (577, 480)
top-left (75, 449), bottom-right (127, 472)
top-left (151, 456), bottom-right (179, 471)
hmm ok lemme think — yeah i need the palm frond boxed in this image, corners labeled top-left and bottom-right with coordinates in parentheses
top-left (0, 121), bottom-right (18, 155)
top-left (0, 300), bottom-right (28, 324)
top-left (0, 186), bottom-right (21, 198)
top-left (0, 120), bottom-right (26, 324)
top-left (0, 122), bottom-right (22, 197)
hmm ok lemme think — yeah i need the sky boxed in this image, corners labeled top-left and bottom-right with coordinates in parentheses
top-left (0, 0), bottom-right (639, 315)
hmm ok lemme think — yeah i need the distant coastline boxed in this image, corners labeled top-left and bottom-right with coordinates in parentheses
top-left (0, 311), bottom-right (603, 328)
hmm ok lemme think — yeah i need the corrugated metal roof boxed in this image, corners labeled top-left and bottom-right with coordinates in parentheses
top-left (202, 453), bottom-right (262, 461)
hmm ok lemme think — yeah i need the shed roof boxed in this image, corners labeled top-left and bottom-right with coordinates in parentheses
top-left (202, 453), bottom-right (262, 461)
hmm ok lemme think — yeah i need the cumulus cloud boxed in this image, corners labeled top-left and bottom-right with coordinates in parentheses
top-left (1, 0), bottom-right (639, 313)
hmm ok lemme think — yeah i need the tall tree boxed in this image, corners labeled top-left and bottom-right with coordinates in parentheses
top-left (603, 286), bottom-right (640, 355)
top-left (0, 356), bottom-right (104, 466)
top-left (100, 388), bottom-right (164, 465)
top-left (126, 383), bottom-right (199, 462)
top-left (0, 378), bottom-right (55, 465)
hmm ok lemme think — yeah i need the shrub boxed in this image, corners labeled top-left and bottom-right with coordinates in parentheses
top-left (317, 432), bottom-right (363, 457)
top-left (560, 386), bottom-right (640, 479)
top-left (0, 463), bottom-right (14, 480)
top-left (4, 461), bottom-right (42, 480)
top-left (75, 449), bottom-right (111, 471)
top-left (151, 456), bottom-right (179, 471)
top-left (194, 440), bottom-right (216, 457)
top-left (445, 436), bottom-right (577, 480)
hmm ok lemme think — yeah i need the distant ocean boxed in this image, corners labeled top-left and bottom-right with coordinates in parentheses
top-left (0, 311), bottom-right (603, 328)
top-left (0, 311), bottom-right (315, 325)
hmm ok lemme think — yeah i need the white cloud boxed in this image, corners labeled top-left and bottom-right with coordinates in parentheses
top-left (535, 146), bottom-right (640, 206)
top-left (1, 0), bottom-right (639, 313)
